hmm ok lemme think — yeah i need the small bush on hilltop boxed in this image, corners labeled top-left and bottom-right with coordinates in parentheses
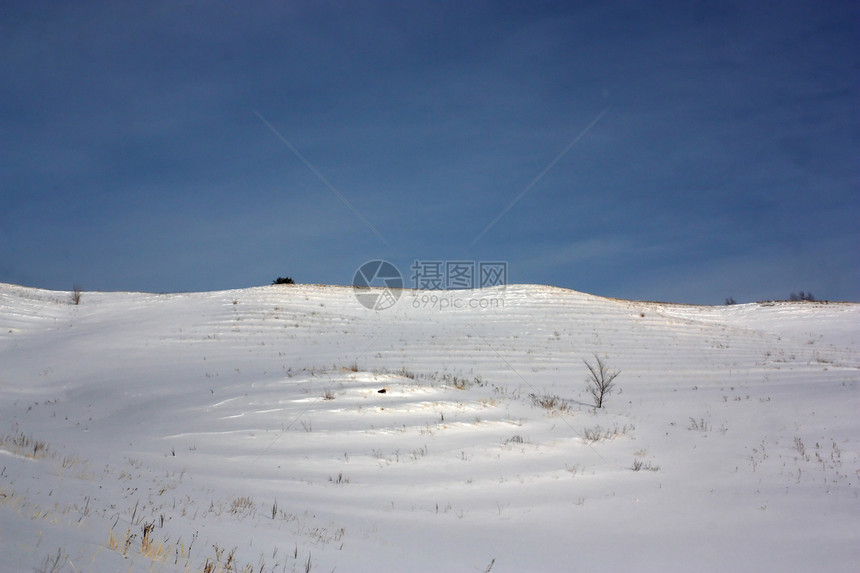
top-left (789, 291), bottom-right (814, 302)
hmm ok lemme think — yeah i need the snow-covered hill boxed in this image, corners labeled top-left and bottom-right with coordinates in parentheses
top-left (1, 283), bottom-right (857, 572)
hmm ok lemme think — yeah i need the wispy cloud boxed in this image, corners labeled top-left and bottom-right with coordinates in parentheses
top-left (252, 109), bottom-right (389, 246)
top-left (470, 107), bottom-right (609, 248)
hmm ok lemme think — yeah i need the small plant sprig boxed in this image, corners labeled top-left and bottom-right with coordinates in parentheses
top-left (632, 458), bottom-right (660, 471)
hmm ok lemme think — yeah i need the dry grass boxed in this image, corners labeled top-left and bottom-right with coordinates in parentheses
top-left (230, 496), bottom-right (255, 515)
top-left (109, 525), bottom-right (182, 565)
top-left (0, 432), bottom-right (50, 459)
top-left (529, 393), bottom-right (572, 413)
top-left (581, 424), bottom-right (633, 443)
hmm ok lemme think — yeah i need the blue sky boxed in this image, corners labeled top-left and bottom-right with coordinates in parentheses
top-left (1, 1), bottom-right (857, 303)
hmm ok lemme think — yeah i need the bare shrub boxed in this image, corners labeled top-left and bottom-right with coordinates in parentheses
top-left (584, 354), bottom-right (619, 408)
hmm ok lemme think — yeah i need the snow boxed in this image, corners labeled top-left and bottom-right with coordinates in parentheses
top-left (0, 282), bottom-right (857, 572)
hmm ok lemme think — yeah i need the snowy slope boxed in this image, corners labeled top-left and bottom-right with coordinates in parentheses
top-left (0, 283), bottom-right (857, 572)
